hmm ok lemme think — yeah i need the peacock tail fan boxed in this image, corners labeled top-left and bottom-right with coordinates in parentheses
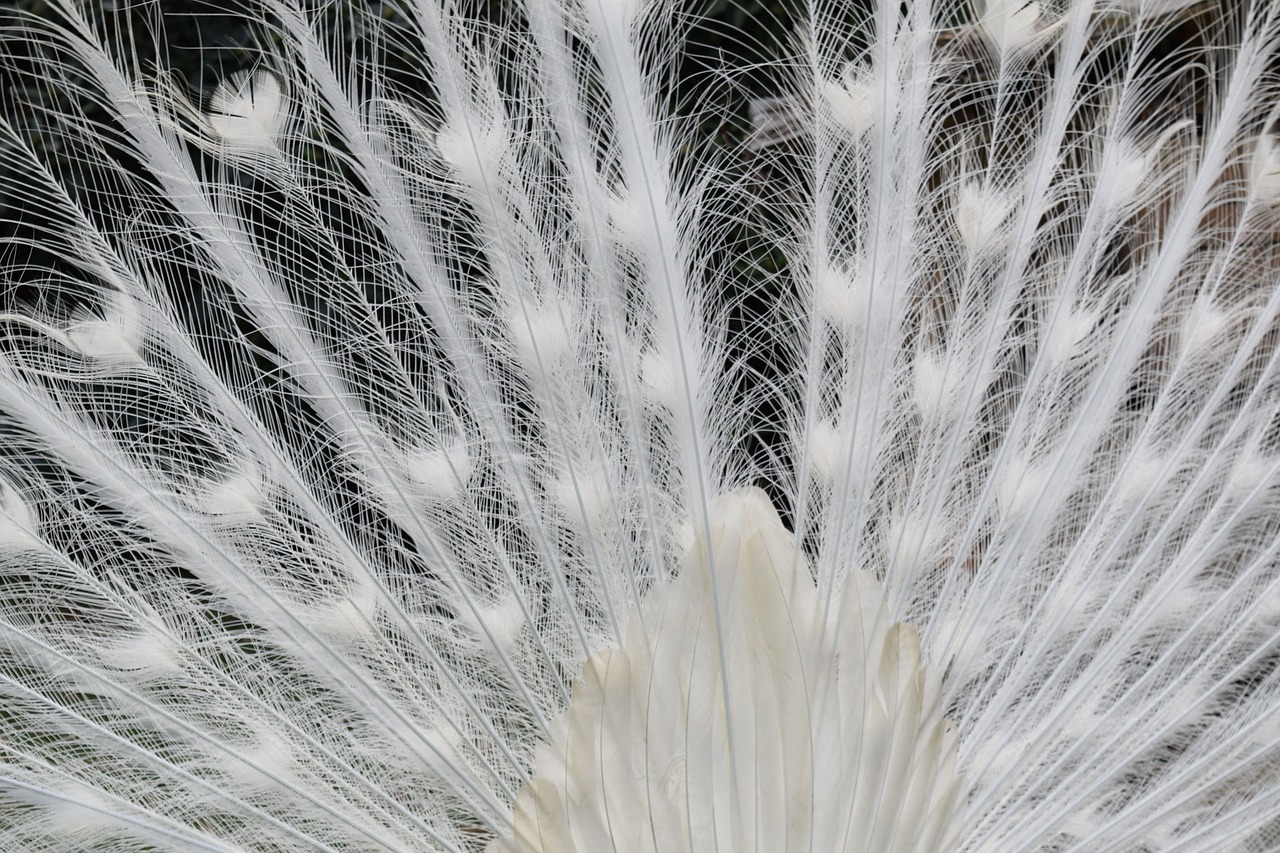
top-left (0, 0), bottom-right (1278, 850)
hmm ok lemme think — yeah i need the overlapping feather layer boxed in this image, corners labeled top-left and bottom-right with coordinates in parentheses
top-left (493, 489), bottom-right (964, 852)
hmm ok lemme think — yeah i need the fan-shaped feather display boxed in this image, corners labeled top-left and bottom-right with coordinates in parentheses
top-left (1, 0), bottom-right (1279, 850)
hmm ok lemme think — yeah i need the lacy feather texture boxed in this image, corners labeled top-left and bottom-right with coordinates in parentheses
top-left (1, 0), bottom-right (1279, 851)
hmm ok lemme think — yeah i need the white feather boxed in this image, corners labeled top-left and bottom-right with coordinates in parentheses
top-left (0, 0), bottom-right (1278, 851)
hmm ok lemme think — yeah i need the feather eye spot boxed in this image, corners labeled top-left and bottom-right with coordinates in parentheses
top-left (206, 70), bottom-right (288, 156)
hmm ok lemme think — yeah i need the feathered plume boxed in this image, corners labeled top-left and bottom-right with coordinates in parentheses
top-left (1, 0), bottom-right (1278, 850)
